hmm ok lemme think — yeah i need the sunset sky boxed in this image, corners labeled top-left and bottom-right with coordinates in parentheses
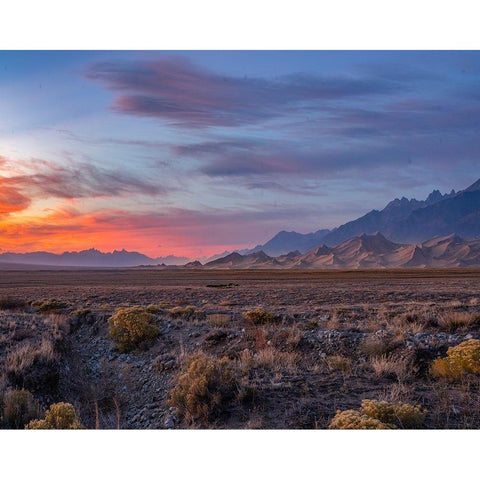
top-left (1, 51), bottom-right (479, 259)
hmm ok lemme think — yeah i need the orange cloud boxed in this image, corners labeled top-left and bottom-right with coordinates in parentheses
top-left (0, 185), bottom-right (31, 215)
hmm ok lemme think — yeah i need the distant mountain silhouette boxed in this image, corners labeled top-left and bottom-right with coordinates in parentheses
top-left (0, 249), bottom-right (190, 267)
top-left (239, 229), bottom-right (331, 256)
top-left (321, 188), bottom-right (458, 246)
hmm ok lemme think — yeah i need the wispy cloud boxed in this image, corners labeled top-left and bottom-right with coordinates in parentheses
top-left (0, 157), bottom-right (166, 212)
top-left (85, 56), bottom-right (402, 128)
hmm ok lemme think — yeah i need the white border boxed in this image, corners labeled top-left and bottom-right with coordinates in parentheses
top-left (1, 1), bottom-right (479, 478)
top-left (0, 430), bottom-right (477, 479)
top-left (1, 0), bottom-right (479, 49)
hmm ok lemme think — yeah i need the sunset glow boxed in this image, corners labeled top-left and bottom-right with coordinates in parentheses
top-left (1, 51), bottom-right (479, 259)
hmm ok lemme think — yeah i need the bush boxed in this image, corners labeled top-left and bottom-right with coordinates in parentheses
top-left (431, 339), bottom-right (480, 380)
top-left (26, 402), bottom-right (84, 429)
top-left (360, 399), bottom-right (426, 428)
top-left (108, 307), bottom-right (159, 352)
top-left (33, 298), bottom-right (68, 313)
top-left (2, 389), bottom-right (39, 429)
top-left (243, 309), bottom-right (275, 325)
top-left (329, 399), bottom-right (426, 429)
top-left (329, 410), bottom-right (393, 429)
top-left (146, 304), bottom-right (164, 314)
top-left (168, 353), bottom-right (238, 424)
top-left (169, 305), bottom-right (204, 320)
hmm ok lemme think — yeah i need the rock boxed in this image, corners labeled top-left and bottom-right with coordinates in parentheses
top-left (164, 416), bottom-right (175, 428)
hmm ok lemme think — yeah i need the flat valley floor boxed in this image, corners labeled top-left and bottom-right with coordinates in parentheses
top-left (2, 268), bottom-right (480, 429)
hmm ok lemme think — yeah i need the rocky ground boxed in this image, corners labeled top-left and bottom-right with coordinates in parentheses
top-left (1, 268), bottom-right (480, 429)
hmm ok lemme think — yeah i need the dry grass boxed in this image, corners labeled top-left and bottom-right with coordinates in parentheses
top-left (370, 354), bottom-right (411, 381)
top-left (6, 339), bottom-right (56, 379)
top-left (5, 339), bottom-right (59, 394)
top-left (207, 313), bottom-right (231, 328)
top-left (271, 325), bottom-right (302, 351)
top-left (437, 311), bottom-right (480, 331)
top-left (325, 355), bottom-right (352, 374)
top-left (239, 347), bottom-right (299, 375)
top-left (388, 314), bottom-right (425, 338)
top-left (243, 309), bottom-right (275, 325)
top-left (326, 311), bottom-right (341, 330)
top-left (0, 297), bottom-right (28, 311)
top-left (360, 335), bottom-right (394, 358)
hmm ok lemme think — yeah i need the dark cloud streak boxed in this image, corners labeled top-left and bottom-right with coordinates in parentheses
top-left (85, 56), bottom-right (405, 128)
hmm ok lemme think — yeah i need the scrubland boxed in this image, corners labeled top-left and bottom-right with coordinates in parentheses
top-left (1, 268), bottom-right (480, 429)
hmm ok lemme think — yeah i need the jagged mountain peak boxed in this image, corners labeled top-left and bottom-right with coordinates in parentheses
top-left (464, 178), bottom-right (480, 192)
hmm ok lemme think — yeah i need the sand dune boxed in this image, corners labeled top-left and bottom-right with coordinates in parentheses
top-left (203, 232), bottom-right (480, 269)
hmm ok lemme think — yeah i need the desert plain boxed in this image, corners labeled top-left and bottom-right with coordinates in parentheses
top-left (1, 267), bottom-right (480, 429)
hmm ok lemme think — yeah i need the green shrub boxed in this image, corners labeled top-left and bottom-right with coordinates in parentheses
top-left (26, 402), bottom-right (84, 429)
top-left (329, 399), bottom-right (426, 429)
top-left (431, 339), bottom-right (480, 380)
top-left (108, 307), bottom-right (159, 352)
top-left (243, 309), bottom-right (275, 325)
top-left (2, 389), bottom-right (39, 429)
top-left (168, 352), bottom-right (238, 424)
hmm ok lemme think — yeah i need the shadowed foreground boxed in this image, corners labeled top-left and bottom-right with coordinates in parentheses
top-left (1, 268), bottom-right (480, 429)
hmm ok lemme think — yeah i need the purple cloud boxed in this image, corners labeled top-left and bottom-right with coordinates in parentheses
top-left (85, 56), bottom-right (401, 128)
top-left (1, 158), bottom-right (166, 202)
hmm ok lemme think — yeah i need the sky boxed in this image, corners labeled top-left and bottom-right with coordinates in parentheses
top-left (0, 50), bottom-right (479, 259)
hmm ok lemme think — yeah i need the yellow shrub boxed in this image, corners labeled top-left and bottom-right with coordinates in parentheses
top-left (168, 353), bottom-right (238, 424)
top-left (169, 306), bottom-right (204, 320)
top-left (26, 402), bottom-right (84, 429)
top-left (360, 399), bottom-right (426, 428)
top-left (244, 309), bottom-right (275, 325)
top-left (146, 304), bottom-right (163, 314)
top-left (330, 399), bottom-right (426, 429)
top-left (108, 307), bottom-right (159, 352)
top-left (431, 339), bottom-right (480, 380)
top-left (329, 409), bottom-right (394, 429)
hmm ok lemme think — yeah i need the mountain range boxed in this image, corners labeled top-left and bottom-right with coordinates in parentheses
top-left (0, 249), bottom-right (189, 268)
top-left (235, 177), bottom-right (480, 255)
top-left (202, 232), bottom-right (480, 269)
top-left (1, 178), bottom-right (479, 268)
